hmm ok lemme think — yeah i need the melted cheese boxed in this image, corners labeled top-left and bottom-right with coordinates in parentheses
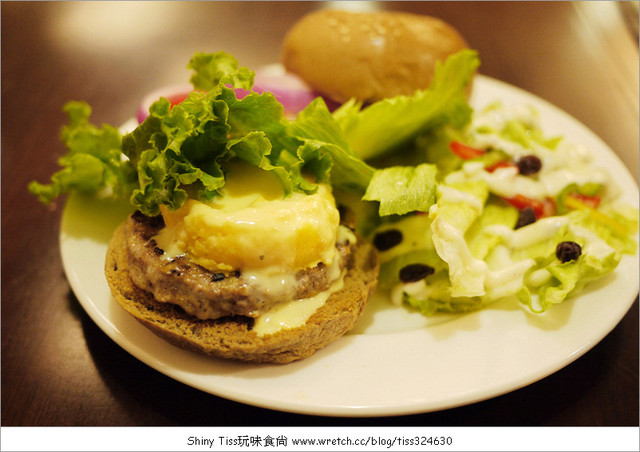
top-left (154, 161), bottom-right (340, 273)
top-left (252, 270), bottom-right (346, 337)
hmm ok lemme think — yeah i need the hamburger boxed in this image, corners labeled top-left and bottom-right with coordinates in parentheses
top-left (26, 50), bottom-right (382, 364)
top-left (105, 161), bottom-right (379, 364)
top-left (100, 48), bottom-right (385, 363)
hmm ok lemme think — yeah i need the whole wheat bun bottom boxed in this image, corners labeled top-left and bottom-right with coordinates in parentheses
top-left (105, 220), bottom-right (379, 364)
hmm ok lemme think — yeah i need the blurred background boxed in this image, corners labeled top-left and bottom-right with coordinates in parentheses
top-left (3, 1), bottom-right (638, 179)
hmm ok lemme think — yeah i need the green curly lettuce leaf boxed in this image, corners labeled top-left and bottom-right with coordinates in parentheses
top-left (28, 101), bottom-right (136, 204)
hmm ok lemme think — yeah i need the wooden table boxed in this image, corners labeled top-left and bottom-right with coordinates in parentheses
top-left (2, 1), bottom-right (638, 428)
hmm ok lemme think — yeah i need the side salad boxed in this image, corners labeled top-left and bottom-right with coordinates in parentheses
top-left (29, 50), bottom-right (638, 317)
top-left (369, 102), bottom-right (638, 314)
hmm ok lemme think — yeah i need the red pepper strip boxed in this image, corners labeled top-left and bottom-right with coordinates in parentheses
top-left (449, 141), bottom-right (486, 159)
top-left (567, 193), bottom-right (601, 209)
top-left (503, 194), bottom-right (556, 219)
top-left (486, 161), bottom-right (517, 173)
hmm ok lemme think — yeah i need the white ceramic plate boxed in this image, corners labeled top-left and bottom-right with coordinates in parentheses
top-left (60, 75), bottom-right (639, 417)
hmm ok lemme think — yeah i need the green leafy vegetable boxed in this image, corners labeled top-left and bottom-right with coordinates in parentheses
top-left (31, 52), bottom-right (382, 216)
top-left (363, 164), bottom-right (437, 216)
top-left (428, 181), bottom-right (489, 297)
top-left (334, 49), bottom-right (480, 160)
top-left (187, 51), bottom-right (254, 92)
top-left (122, 83), bottom-right (315, 215)
top-left (287, 98), bottom-right (375, 193)
top-left (28, 101), bottom-right (136, 204)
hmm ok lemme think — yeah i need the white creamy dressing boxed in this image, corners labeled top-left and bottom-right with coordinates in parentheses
top-left (243, 235), bottom-right (346, 309)
top-left (393, 279), bottom-right (427, 306)
top-left (153, 227), bottom-right (187, 260)
top-left (337, 223), bottom-right (357, 246)
top-left (429, 204), bottom-right (488, 297)
top-left (483, 216), bottom-right (570, 249)
top-left (472, 104), bottom-right (538, 132)
top-left (437, 184), bottom-right (483, 211)
top-left (248, 226), bottom-right (353, 336)
top-left (241, 269), bottom-right (297, 301)
top-left (445, 106), bottom-right (611, 200)
top-left (445, 157), bottom-right (610, 200)
top-left (419, 183), bottom-right (572, 300)
top-left (568, 224), bottom-right (616, 259)
top-left (482, 244), bottom-right (534, 298)
top-left (429, 206), bottom-right (537, 298)
top-left (527, 268), bottom-right (552, 287)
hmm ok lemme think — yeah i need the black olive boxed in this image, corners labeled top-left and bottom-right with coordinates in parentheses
top-left (515, 206), bottom-right (537, 229)
top-left (373, 229), bottom-right (403, 251)
top-left (153, 246), bottom-right (164, 256)
top-left (556, 241), bottom-right (582, 263)
top-left (517, 155), bottom-right (542, 175)
top-left (399, 263), bottom-right (435, 283)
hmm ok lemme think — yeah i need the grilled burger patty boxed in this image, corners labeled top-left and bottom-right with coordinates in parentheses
top-left (123, 210), bottom-right (355, 320)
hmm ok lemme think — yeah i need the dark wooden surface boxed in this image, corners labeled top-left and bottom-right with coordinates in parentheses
top-left (2, 1), bottom-right (638, 427)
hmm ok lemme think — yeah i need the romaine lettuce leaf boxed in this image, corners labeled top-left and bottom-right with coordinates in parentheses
top-left (403, 275), bottom-right (482, 316)
top-left (334, 49), bottom-right (479, 161)
top-left (518, 252), bottom-right (620, 313)
top-left (428, 181), bottom-right (489, 297)
top-left (363, 164), bottom-right (437, 216)
top-left (509, 205), bottom-right (636, 312)
top-left (466, 200), bottom-right (518, 259)
top-left (287, 98), bottom-right (375, 193)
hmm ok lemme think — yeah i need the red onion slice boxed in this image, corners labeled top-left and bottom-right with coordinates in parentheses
top-left (135, 64), bottom-right (332, 124)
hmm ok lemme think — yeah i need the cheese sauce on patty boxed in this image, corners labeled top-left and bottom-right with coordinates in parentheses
top-left (146, 161), bottom-right (349, 330)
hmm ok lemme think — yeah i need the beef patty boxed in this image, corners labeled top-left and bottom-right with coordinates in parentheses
top-left (123, 211), bottom-right (355, 320)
